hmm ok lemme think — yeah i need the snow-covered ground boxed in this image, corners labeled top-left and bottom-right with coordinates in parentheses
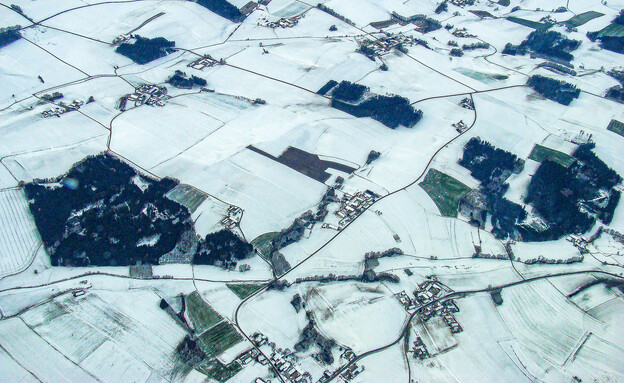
top-left (1, 0), bottom-right (623, 382)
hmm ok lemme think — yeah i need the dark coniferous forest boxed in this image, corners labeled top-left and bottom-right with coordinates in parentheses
top-left (321, 80), bottom-right (423, 129)
top-left (116, 36), bottom-right (176, 64)
top-left (25, 154), bottom-right (191, 266)
top-left (527, 75), bottom-right (580, 105)
top-left (502, 30), bottom-right (581, 61)
top-left (25, 154), bottom-right (255, 267)
top-left (196, 0), bottom-right (245, 22)
top-left (0, 26), bottom-right (21, 48)
top-left (587, 10), bottom-right (624, 54)
top-left (458, 139), bottom-right (622, 241)
top-left (166, 70), bottom-right (207, 89)
top-left (194, 229), bottom-right (253, 267)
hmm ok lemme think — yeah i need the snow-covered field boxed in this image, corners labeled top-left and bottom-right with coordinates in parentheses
top-left (0, 188), bottom-right (41, 277)
top-left (1, 0), bottom-right (624, 382)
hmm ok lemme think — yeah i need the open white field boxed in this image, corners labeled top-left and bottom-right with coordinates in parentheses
top-left (1, 0), bottom-right (624, 382)
top-left (495, 280), bottom-right (595, 367)
top-left (0, 188), bottom-right (41, 277)
top-left (305, 281), bottom-right (407, 353)
top-left (11, 289), bottom-right (187, 382)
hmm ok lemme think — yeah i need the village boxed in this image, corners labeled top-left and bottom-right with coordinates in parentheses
top-left (188, 55), bottom-right (223, 71)
top-left (394, 277), bottom-right (464, 356)
top-left (118, 84), bottom-right (167, 111)
top-left (41, 99), bottom-right (85, 118)
top-left (358, 34), bottom-right (419, 56)
top-left (322, 190), bottom-right (377, 231)
top-left (247, 332), bottom-right (313, 383)
top-left (221, 206), bottom-right (243, 230)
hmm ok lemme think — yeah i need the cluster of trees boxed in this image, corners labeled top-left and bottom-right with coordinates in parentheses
top-left (435, 1), bottom-right (448, 14)
top-left (586, 11), bottom-right (624, 54)
top-left (166, 70), bottom-right (207, 89)
top-left (527, 75), bottom-right (580, 105)
top-left (0, 26), bottom-right (21, 48)
top-left (317, 80), bottom-right (338, 95)
top-left (332, 96), bottom-right (423, 129)
top-left (40, 92), bottom-right (64, 102)
top-left (462, 42), bottom-right (489, 50)
top-left (25, 154), bottom-right (192, 266)
top-left (331, 80), bottom-right (368, 102)
top-left (196, 0), bottom-right (245, 22)
top-left (295, 312), bottom-right (336, 364)
top-left (458, 138), bottom-right (527, 239)
top-left (586, 11), bottom-right (624, 53)
top-left (524, 160), bottom-right (596, 240)
top-left (356, 44), bottom-right (376, 60)
top-left (328, 81), bottom-right (422, 129)
top-left (503, 30), bottom-right (581, 61)
top-left (317, 3), bottom-right (355, 26)
top-left (450, 48), bottom-right (463, 57)
top-left (193, 229), bottom-right (253, 267)
top-left (116, 35), bottom-right (176, 64)
top-left (459, 140), bottom-right (621, 242)
top-left (615, 9), bottom-right (624, 25)
top-left (366, 150), bottom-right (381, 164)
top-left (459, 138), bottom-right (524, 183)
top-left (606, 85), bottom-right (624, 103)
top-left (413, 15), bottom-right (442, 33)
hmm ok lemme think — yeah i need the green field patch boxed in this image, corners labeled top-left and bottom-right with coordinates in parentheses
top-left (506, 16), bottom-right (552, 30)
top-left (470, 10), bottom-right (495, 18)
top-left (563, 11), bottom-right (604, 28)
top-left (197, 321), bottom-right (243, 358)
top-left (419, 169), bottom-right (471, 217)
top-left (250, 231), bottom-right (279, 257)
top-left (186, 291), bottom-right (223, 333)
top-left (226, 283), bottom-right (265, 300)
top-left (607, 119), bottom-right (624, 137)
top-left (196, 359), bottom-right (242, 382)
top-left (528, 145), bottom-right (575, 168)
top-left (597, 23), bottom-right (624, 38)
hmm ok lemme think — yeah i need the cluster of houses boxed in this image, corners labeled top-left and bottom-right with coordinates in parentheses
top-left (249, 333), bottom-right (312, 383)
top-left (118, 85), bottom-right (167, 111)
top-left (450, 0), bottom-right (475, 6)
top-left (112, 34), bottom-right (132, 46)
top-left (258, 15), bottom-right (302, 29)
top-left (452, 120), bottom-right (468, 133)
top-left (562, 129), bottom-right (593, 145)
top-left (418, 295), bottom-right (462, 334)
top-left (396, 279), bottom-right (463, 334)
top-left (221, 206), bottom-right (243, 229)
top-left (336, 363), bottom-right (364, 382)
top-left (412, 336), bottom-right (430, 360)
top-left (395, 291), bottom-right (417, 311)
top-left (452, 28), bottom-right (476, 38)
top-left (567, 235), bottom-right (589, 252)
top-left (359, 34), bottom-right (417, 55)
top-left (459, 97), bottom-right (474, 110)
top-left (334, 190), bottom-right (376, 228)
top-left (41, 99), bottom-right (84, 118)
top-left (188, 55), bottom-right (222, 70)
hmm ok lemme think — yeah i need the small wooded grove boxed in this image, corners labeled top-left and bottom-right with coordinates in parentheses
top-left (116, 36), bottom-right (176, 64)
top-left (458, 138), bottom-right (621, 241)
top-left (320, 80), bottom-right (423, 129)
top-left (0, 26), bottom-right (21, 48)
top-left (527, 75), bottom-right (580, 105)
top-left (503, 30), bottom-right (581, 61)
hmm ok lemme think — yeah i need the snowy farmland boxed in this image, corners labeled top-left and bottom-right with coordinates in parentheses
top-left (1, 0), bottom-right (624, 382)
top-left (0, 188), bottom-right (41, 277)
